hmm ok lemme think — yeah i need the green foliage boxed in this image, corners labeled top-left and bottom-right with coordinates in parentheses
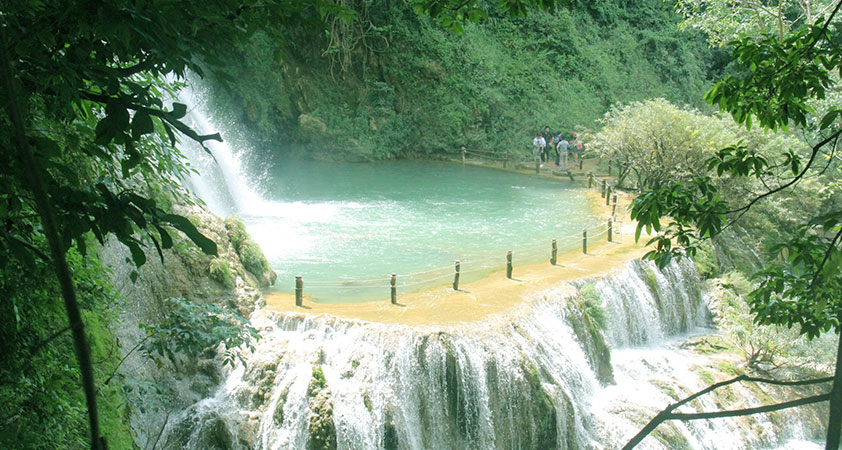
top-left (706, 25), bottom-right (840, 132)
top-left (710, 272), bottom-right (838, 368)
top-left (139, 297), bottom-right (259, 368)
top-left (0, 0), bottom-right (582, 447)
top-left (749, 217), bottom-right (842, 339)
top-left (209, 257), bottom-right (235, 289)
top-left (0, 246), bottom-right (133, 448)
top-left (239, 239), bottom-right (273, 279)
top-left (203, 0), bottom-right (720, 162)
top-left (629, 15), bottom-right (842, 341)
top-left (224, 215), bottom-right (250, 251)
top-left (593, 99), bottom-right (735, 190)
top-left (675, 0), bottom-right (839, 46)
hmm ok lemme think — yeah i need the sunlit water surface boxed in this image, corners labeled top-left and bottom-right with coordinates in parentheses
top-left (179, 90), bottom-right (598, 302)
top-left (251, 161), bottom-right (594, 300)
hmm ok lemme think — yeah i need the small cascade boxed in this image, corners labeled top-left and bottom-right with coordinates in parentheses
top-left (161, 260), bottom-right (821, 449)
top-left (595, 259), bottom-right (710, 348)
top-left (175, 83), bottom-right (266, 217)
top-left (165, 296), bottom-right (598, 450)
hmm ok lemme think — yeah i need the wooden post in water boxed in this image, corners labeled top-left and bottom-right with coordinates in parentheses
top-left (612, 193), bottom-right (618, 217)
top-left (295, 276), bottom-right (303, 307)
top-left (390, 273), bottom-right (397, 304)
top-left (551, 239), bottom-right (557, 265)
top-left (461, 147), bottom-right (466, 164)
top-left (582, 229), bottom-right (588, 254)
top-left (608, 219), bottom-right (613, 242)
top-left (588, 173), bottom-right (594, 189)
top-left (605, 185), bottom-right (611, 206)
top-left (506, 250), bottom-right (513, 279)
top-left (453, 260), bottom-right (461, 290)
top-left (601, 179), bottom-right (606, 198)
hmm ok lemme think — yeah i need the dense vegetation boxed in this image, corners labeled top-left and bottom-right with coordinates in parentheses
top-left (621, 1), bottom-right (842, 447)
top-left (204, 0), bottom-right (724, 161)
top-left (0, 245), bottom-right (135, 448)
top-left (6, 0), bottom-right (842, 447)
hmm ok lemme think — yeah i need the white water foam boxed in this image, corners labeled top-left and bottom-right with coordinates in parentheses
top-left (161, 260), bottom-right (821, 449)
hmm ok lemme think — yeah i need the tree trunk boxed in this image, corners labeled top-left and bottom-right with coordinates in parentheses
top-left (826, 330), bottom-right (842, 449)
top-left (0, 19), bottom-right (104, 450)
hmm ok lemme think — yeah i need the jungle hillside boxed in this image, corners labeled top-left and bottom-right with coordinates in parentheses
top-left (204, 0), bottom-right (724, 160)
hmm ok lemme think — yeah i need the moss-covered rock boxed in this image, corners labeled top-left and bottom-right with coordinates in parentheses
top-left (653, 422), bottom-right (691, 449)
top-left (521, 361), bottom-right (559, 449)
top-left (208, 257), bottom-right (235, 289)
top-left (224, 215), bottom-right (250, 250)
top-left (568, 283), bottom-right (614, 384)
top-left (307, 365), bottom-right (337, 450)
top-left (274, 387), bottom-right (290, 425)
top-left (100, 203), bottom-right (270, 444)
top-left (642, 266), bottom-right (662, 313)
top-left (383, 411), bottom-right (399, 450)
top-left (240, 240), bottom-right (272, 277)
top-left (693, 240), bottom-right (719, 279)
top-left (224, 214), bottom-right (277, 287)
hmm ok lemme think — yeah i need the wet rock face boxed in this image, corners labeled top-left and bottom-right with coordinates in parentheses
top-left (100, 203), bottom-right (274, 445)
top-left (308, 366), bottom-right (337, 450)
top-left (167, 409), bottom-right (238, 450)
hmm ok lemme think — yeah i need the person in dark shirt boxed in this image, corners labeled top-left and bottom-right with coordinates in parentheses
top-left (541, 126), bottom-right (552, 162)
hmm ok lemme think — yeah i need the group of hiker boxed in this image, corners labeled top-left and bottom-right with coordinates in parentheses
top-left (532, 126), bottom-right (583, 170)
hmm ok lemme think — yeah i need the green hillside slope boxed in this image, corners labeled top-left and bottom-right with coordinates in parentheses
top-left (205, 0), bottom-right (725, 161)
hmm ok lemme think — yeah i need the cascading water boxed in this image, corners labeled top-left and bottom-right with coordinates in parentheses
top-left (160, 259), bottom-right (824, 449)
top-left (176, 83), bottom-right (267, 217)
top-left (167, 86), bottom-right (825, 449)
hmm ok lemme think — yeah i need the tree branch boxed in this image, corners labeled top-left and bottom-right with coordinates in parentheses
top-left (669, 393), bottom-right (829, 420)
top-left (724, 128), bottom-right (842, 217)
top-left (0, 229), bottom-right (51, 263)
top-left (622, 374), bottom-right (833, 449)
top-left (103, 336), bottom-right (149, 386)
top-left (809, 225), bottom-right (842, 290)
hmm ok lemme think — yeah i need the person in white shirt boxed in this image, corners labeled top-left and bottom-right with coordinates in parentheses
top-left (556, 134), bottom-right (570, 170)
top-left (533, 135), bottom-right (544, 165)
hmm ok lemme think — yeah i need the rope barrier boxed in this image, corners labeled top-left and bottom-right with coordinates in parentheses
top-left (285, 164), bottom-right (632, 299)
top-left (464, 150), bottom-right (507, 160)
top-left (464, 149), bottom-right (500, 157)
top-left (295, 223), bottom-right (614, 289)
top-left (396, 271), bottom-right (458, 288)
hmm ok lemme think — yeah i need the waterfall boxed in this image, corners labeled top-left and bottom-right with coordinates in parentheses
top-left (175, 83), bottom-right (266, 217)
top-left (160, 259), bottom-right (823, 449)
top-left (595, 259), bottom-right (710, 348)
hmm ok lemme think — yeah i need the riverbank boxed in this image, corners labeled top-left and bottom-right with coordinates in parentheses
top-left (452, 153), bottom-right (611, 185)
top-left (264, 188), bottom-right (651, 325)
